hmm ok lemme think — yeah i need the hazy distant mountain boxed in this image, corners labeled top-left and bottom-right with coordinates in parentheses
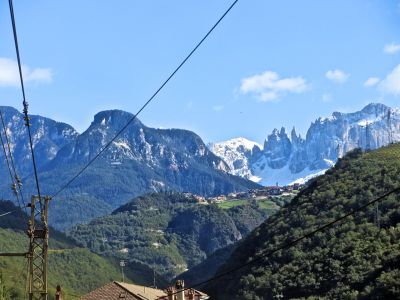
top-left (0, 106), bottom-right (78, 174)
top-left (0, 107), bottom-right (259, 230)
top-left (210, 103), bottom-right (400, 185)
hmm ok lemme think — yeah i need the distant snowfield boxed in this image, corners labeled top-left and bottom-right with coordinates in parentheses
top-left (210, 136), bottom-right (336, 186)
top-left (289, 169), bottom-right (328, 185)
top-left (253, 161), bottom-right (330, 186)
top-left (210, 137), bottom-right (335, 186)
top-left (208, 137), bottom-right (261, 180)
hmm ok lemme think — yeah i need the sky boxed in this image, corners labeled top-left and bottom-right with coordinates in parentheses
top-left (0, 0), bottom-right (400, 144)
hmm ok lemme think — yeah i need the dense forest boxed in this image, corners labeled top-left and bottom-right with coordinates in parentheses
top-left (68, 192), bottom-right (282, 280)
top-left (205, 145), bottom-right (400, 299)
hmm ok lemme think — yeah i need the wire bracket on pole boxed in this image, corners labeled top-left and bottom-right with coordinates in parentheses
top-left (23, 100), bottom-right (31, 127)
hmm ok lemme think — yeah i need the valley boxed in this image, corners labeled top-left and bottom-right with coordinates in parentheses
top-left (1, 1), bottom-right (399, 298)
top-left (1, 104), bottom-right (399, 299)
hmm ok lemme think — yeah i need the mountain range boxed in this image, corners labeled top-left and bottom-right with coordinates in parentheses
top-left (1, 103), bottom-right (399, 230)
top-left (209, 103), bottom-right (400, 186)
top-left (0, 106), bottom-right (259, 230)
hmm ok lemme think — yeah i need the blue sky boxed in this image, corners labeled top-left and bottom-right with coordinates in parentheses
top-left (0, 0), bottom-right (399, 144)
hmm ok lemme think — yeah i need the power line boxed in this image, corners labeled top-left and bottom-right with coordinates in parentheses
top-left (8, 0), bottom-right (42, 201)
top-left (160, 186), bottom-right (400, 298)
top-left (0, 111), bottom-right (23, 191)
top-left (51, 0), bottom-right (240, 199)
top-left (0, 204), bottom-right (28, 218)
top-left (0, 110), bottom-right (25, 211)
top-left (0, 210), bottom-right (17, 218)
top-left (0, 123), bottom-right (22, 209)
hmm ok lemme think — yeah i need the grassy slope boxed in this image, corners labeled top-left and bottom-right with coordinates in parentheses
top-left (0, 202), bottom-right (168, 300)
top-left (0, 228), bottom-right (170, 300)
top-left (205, 145), bottom-right (400, 299)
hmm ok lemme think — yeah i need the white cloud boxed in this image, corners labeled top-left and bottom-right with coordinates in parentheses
top-left (379, 64), bottom-right (400, 96)
top-left (212, 105), bottom-right (224, 112)
top-left (240, 70), bottom-right (308, 102)
top-left (325, 69), bottom-right (349, 84)
top-left (0, 57), bottom-right (52, 87)
top-left (364, 77), bottom-right (380, 87)
top-left (383, 43), bottom-right (400, 54)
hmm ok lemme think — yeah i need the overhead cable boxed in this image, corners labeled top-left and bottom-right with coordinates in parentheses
top-left (160, 186), bottom-right (400, 298)
top-left (0, 110), bottom-right (25, 208)
top-left (0, 124), bottom-right (22, 209)
top-left (8, 0), bottom-right (42, 200)
top-left (51, 0), bottom-right (240, 198)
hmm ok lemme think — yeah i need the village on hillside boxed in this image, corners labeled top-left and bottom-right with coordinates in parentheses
top-left (184, 183), bottom-right (304, 205)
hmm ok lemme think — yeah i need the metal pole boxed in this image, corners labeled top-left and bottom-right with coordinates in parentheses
top-left (120, 260), bottom-right (125, 283)
top-left (27, 195), bottom-right (50, 300)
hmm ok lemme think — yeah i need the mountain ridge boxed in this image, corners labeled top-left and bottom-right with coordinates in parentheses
top-left (210, 103), bottom-right (400, 185)
top-left (0, 106), bottom-right (259, 230)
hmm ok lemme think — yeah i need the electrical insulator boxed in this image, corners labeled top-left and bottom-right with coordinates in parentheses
top-left (11, 183), bottom-right (18, 195)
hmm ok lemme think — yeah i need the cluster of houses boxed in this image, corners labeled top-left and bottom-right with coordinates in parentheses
top-left (183, 183), bottom-right (304, 204)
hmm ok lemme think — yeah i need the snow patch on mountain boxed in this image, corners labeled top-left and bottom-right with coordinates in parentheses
top-left (208, 138), bottom-right (262, 180)
top-left (289, 169), bottom-right (328, 185)
top-left (209, 103), bottom-right (400, 186)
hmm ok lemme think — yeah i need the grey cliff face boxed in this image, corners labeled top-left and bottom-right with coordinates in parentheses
top-left (0, 106), bottom-right (78, 174)
top-left (211, 103), bottom-right (400, 185)
top-left (262, 127), bottom-right (292, 169)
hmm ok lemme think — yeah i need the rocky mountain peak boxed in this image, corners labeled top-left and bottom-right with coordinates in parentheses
top-left (0, 106), bottom-right (78, 172)
top-left (290, 127), bottom-right (303, 147)
top-left (91, 109), bottom-right (143, 130)
top-left (1, 106), bottom-right (260, 229)
top-left (0, 106), bottom-right (20, 116)
top-left (210, 103), bottom-right (400, 186)
top-left (360, 102), bottom-right (389, 115)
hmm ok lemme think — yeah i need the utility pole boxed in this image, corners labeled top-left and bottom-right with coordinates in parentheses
top-left (120, 260), bottom-right (125, 283)
top-left (153, 268), bottom-right (156, 289)
top-left (27, 195), bottom-right (50, 300)
top-left (0, 195), bottom-right (50, 300)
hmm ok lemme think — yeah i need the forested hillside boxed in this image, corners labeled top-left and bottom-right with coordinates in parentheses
top-left (68, 192), bottom-right (281, 280)
top-left (0, 201), bottom-right (167, 300)
top-left (205, 145), bottom-right (400, 299)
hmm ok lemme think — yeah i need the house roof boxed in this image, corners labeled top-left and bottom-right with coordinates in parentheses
top-left (79, 281), bottom-right (137, 300)
top-left (116, 282), bottom-right (167, 299)
top-left (79, 281), bottom-right (167, 300)
top-left (79, 281), bottom-right (209, 300)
